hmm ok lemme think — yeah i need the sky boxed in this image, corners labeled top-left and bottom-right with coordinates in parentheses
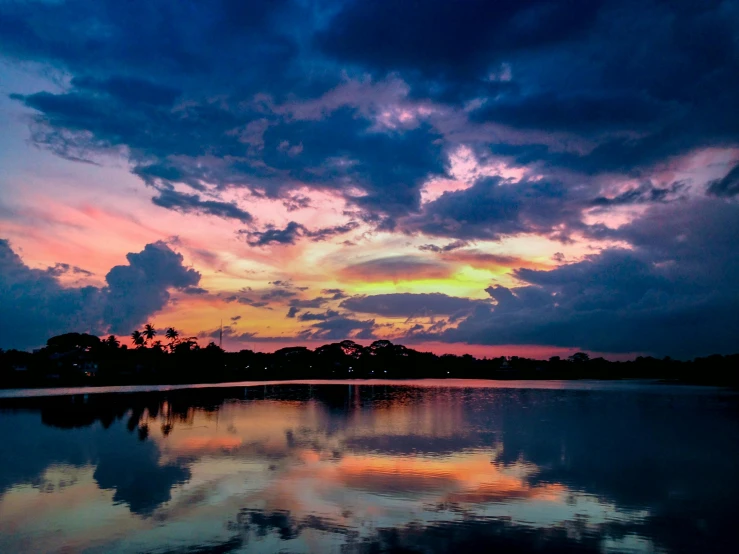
top-left (1, 0), bottom-right (738, 359)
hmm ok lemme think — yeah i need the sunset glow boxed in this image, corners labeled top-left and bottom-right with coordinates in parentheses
top-left (1, 1), bottom-right (738, 360)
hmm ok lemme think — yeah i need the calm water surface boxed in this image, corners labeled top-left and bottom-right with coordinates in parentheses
top-left (0, 380), bottom-right (737, 553)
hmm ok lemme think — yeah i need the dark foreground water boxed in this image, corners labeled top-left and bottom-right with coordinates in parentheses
top-left (0, 380), bottom-right (737, 553)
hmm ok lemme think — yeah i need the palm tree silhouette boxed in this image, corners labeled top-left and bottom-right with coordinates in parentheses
top-left (173, 336), bottom-right (200, 353)
top-left (131, 330), bottom-right (145, 348)
top-left (143, 323), bottom-right (156, 344)
top-left (165, 327), bottom-right (180, 352)
top-left (104, 335), bottom-right (120, 349)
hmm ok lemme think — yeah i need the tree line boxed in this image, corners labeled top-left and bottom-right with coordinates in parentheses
top-left (1, 327), bottom-right (737, 388)
top-left (126, 324), bottom-right (198, 353)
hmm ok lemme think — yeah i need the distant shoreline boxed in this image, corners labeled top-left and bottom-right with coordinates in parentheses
top-left (4, 333), bottom-right (738, 391)
top-left (2, 377), bottom-right (735, 400)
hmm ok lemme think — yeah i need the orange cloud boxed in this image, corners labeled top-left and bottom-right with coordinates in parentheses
top-left (444, 250), bottom-right (551, 271)
top-left (339, 256), bottom-right (454, 282)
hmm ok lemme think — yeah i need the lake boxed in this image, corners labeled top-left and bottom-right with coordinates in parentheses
top-left (0, 380), bottom-right (737, 553)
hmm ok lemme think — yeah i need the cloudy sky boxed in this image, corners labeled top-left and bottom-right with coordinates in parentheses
top-left (1, 0), bottom-right (738, 359)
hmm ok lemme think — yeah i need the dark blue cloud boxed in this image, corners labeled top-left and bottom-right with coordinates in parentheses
top-left (471, 91), bottom-right (672, 134)
top-left (11, 88), bottom-right (248, 168)
top-left (152, 188), bottom-right (253, 223)
top-left (0, 0), bottom-right (308, 94)
top-left (12, 84), bottom-right (446, 223)
top-left (261, 109), bottom-right (447, 214)
top-left (45, 263), bottom-right (94, 278)
top-left (431, 198), bottom-right (739, 357)
top-left (71, 76), bottom-right (182, 107)
top-left (289, 297), bottom-right (329, 309)
top-left (590, 181), bottom-right (687, 207)
top-left (183, 286), bottom-right (208, 295)
top-left (305, 315), bottom-right (377, 341)
top-left (405, 174), bottom-right (691, 243)
top-left (5, 3), bottom-right (447, 222)
top-left (318, 0), bottom-right (739, 176)
top-left (1, 239), bottom-right (103, 350)
top-left (103, 242), bottom-right (201, 332)
top-left (707, 163), bottom-right (739, 198)
top-left (241, 219), bottom-right (360, 247)
top-left (405, 177), bottom-right (584, 242)
top-left (321, 288), bottom-right (346, 297)
top-left (220, 282), bottom-right (329, 311)
top-left (340, 256), bottom-right (453, 281)
top-left (298, 310), bottom-right (340, 322)
top-left (316, 0), bottom-right (600, 81)
top-left (5, 0), bottom-right (737, 228)
top-left (340, 293), bottom-right (485, 318)
top-left (2, 0), bottom-right (739, 357)
top-left (418, 240), bottom-right (468, 253)
top-left (0, 239), bottom-right (201, 349)
top-left (242, 222), bottom-right (305, 247)
top-left (307, 221), bottom-right (360, 241)
top-left (260, 289), bottom-right (296, 302)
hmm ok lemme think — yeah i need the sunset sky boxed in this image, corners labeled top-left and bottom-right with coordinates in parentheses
top-left (1, 0), bottom-right (738, 359)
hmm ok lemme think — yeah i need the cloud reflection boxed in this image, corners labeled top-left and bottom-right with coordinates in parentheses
top-left (1, 383), bottom-right (738, 553)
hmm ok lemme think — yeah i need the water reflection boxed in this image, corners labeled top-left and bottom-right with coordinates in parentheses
top-left (0, 382), bottom-right (737, 553)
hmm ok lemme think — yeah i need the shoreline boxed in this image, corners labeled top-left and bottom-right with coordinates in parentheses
top-left (1, 377), bottom-right (734, 399)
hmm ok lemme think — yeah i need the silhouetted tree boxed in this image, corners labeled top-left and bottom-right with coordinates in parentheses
top-left (104, 335), bottom-right (120, 349)
top-left (3, 328), bottom-right (738, 389)
top-left (173, 337), bottom-right (199, 354)
top-left (165, 327), bottom-right (180, 351)
top-left (143, 324), bottom-right (157, 344)
top-left (569, 352), bottom-right (590, 363)
top-left (46, 332), bottom-right (100, 353)
top-left (204, 341), bottom-right (224, 353)
top-left (131, 330), bottom-right (145, 349)
top-left (339, 340), bottom-right (365, 359)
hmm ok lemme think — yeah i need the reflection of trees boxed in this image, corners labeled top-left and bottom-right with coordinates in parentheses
top-left (28, 390), bottom-right (230, 438)
top-left (3, 392), bottom-right (214, 516)
top-left (236, 508), bottom-right (350, 543)
top-left (486, 389), bottom-right (739, 554)
top-left (0, 409), bottom-right (191, 516)
top-left (232, 507), bottom-right (606, 553)
top-left (91, 430), bottom-right (190, 516)
top-left (3, 384), bottom-right (739, 552)
top-left (0, 411), bottom-right (92, 495)
top-left (361, 516), bottom-right (606, 553)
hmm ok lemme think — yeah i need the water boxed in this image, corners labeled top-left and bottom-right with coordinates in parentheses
top-left (0, 380), bottom-right (737, 553)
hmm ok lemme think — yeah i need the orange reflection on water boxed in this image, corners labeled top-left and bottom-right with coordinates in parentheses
top-left (176, 436), bottom-right (245, 453)
top-left (0, 383), bottom-right (692, 553)
top-left (325, 452), bottom-right (564, 504)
